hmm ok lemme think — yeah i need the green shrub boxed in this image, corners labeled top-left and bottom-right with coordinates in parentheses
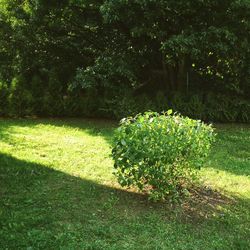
top-left (237, 99), bottom-right (250, 123)
top-left (154, 91), bottom-right (169, 112)
top-left (100, 87), bottom-right (139, 119)
top-left (8, 76), bottom-right (35, 117)
top-left (204, 92), bottom-right (250, 123)
top-left (0, 81), bottom-right (9, 116)
top-left (112, 111), bottom-right (215, 201)
top-left (168, 91), bottom-right (250, 123)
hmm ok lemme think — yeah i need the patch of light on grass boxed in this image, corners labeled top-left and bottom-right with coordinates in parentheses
top-left (201, 167), bottom-right (250, 198)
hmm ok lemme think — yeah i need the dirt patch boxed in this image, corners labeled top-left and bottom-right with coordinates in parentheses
top-left (179, 186), bottom-right (234, 222)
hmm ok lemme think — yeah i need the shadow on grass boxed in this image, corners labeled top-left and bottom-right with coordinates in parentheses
top-left (1, 152), bottom-right (249, 249)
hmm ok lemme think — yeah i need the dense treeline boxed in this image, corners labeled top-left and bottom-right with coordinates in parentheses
top-left (0, 0), bottom-right (250, 122)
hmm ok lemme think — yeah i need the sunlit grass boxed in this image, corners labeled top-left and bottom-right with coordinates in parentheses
top-left (0, 119), bottom-right (249, 249)
top-left (202, 125), bottom-right (250, 199)
top-left (0, 120), bottom-right (115, 182)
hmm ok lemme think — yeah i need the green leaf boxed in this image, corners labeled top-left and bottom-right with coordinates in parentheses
top-left (121, 139), bottom-right (126, 146)
top-left (167, 109), bottom-right (173, 115)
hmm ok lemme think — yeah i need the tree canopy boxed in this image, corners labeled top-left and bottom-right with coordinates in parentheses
top-left (0, 0), bottom-right (249, 121)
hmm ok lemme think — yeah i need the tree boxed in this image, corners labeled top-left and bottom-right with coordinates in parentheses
top-left (0, 0), bottom-right (249, 119)
top-left (92, 0), bottom-right (250, 95)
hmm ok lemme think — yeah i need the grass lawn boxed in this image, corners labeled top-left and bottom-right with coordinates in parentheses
top-left (0, 119), bottom-right (249, 249)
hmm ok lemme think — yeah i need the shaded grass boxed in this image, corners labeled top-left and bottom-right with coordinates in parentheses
top-left (0, 119), bottom-right (249, 249)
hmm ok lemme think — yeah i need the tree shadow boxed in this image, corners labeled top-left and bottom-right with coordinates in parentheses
top-left (1, 152), bottom-right (249, 249)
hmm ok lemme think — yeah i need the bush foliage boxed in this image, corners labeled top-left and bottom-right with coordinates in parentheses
top-left (112, 111), bottom-right (215, 201)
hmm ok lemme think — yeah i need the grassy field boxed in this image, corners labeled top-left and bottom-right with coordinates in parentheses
top-left (0, 119), bottom-right (249, 249)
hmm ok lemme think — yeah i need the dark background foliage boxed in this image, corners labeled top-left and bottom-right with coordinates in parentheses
top-left (0, 0), bottom-right (249, 122)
